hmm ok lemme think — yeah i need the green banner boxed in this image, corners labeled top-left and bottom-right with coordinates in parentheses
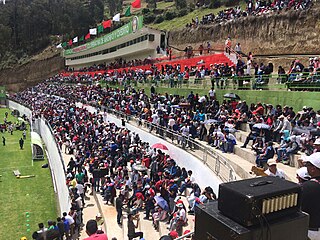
top-left (64, 16), bottom-right (143, 56)
top-left (0, 86), bottom-right (6, 99)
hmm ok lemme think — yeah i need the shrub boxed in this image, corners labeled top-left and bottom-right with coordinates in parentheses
top-left (154, 15), bottom-right (165, 23)
top-left (209, 0), bottom-right (221, 9)
top-left (178, 8), bottom-right (188, 17)
top-left (188, 3), bottom-right (195, 12)
top-left (144, 13), bottom-right (156, 24)
top-left (175, 0), bottom-right (187, 9)
top-left (223, 0), bottom-right (240, 7)
top-left (164, 10), bottom-right (177, 20)
top-left (142, 8), bottom-right (150, 14)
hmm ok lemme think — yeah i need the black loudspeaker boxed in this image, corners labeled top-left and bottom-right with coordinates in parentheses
top-left (194, 201), bottom-right (309, 240)
top-left (218, 176), bottom-right (302, 226)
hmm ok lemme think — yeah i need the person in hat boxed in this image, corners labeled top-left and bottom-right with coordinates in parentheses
top-left (301, 152), bottom-right (320, 240)
top-left (168, 202), bottom-right (186, 235)
top-left (264, 159), bottom-right (286, 179)
top-left (84, 219), bottom-right (108, 240)
top-left (296, 167), bottom-right (311, 184)
top-left (169, 230), bottom-right (179, 239)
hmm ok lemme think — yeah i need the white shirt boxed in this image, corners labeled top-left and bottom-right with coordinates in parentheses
top-left (76, 183), bottom-right (84, 195)
top-left (264, 168), bottom-right (286, 179)
top-left (65, 214), bottom-right (75, 225)
top-left (198, 96), bottom-right (206, 103)
top-left (209, 89), bottom-right (215, 97)
top-left (168, 118), bottom-right (175, 127)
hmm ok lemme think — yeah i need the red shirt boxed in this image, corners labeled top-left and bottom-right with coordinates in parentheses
top-left (84, 233), bottom-right (108, 240)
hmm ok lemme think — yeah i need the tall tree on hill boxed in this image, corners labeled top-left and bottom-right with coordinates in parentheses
top-left (0, 0), bottom-right (105, 68)
top-left (106, 0), bottom-right (123, 17)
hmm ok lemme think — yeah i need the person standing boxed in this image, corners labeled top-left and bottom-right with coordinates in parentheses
top-left (19, 138), bottom-right (24, 150)
top-left (115, 194), bottom-right (123, 225)
top-left (2, 136), bottom-right (5, 146)
top-left (302, 152), bottom-right (320, 240)
top-left (127, 213), bottom-right (143, 239)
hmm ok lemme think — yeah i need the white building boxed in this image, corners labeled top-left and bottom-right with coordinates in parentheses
top-left (63, 16), bottom-right (167, 70)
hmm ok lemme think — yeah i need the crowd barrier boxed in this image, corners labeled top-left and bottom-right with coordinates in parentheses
top-left (101, 72), bottom-right (320, 92)
top-left (7, 100), bottom-right (70, 214)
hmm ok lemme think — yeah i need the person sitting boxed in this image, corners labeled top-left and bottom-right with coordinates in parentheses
top-left (240, 127), bottom-right (259, 148)
top-left (256, 141), bottom-right (275, 168)
top-left (152, 206), bottom-right (168, 231)
top-left (168, 203), bottom-right (187, 236)
top-left (277, 136), bottom-right (300, 164)
top-left (264, 159), bottom-right (286, 179)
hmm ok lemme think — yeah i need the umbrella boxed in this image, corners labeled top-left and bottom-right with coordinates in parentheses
top-left (151, 143), bottom-right (168, 151)
top-left (154, 196), bottom-right (169, 211)
top-left (133, 164), bottom-right (147, 172)
top-left (145, 70), bottom-right (152, 74)
top-left (253, 123), bottom-right (271, 130)
top-left (204, 119), bottom-right (219, 125)
top-left (223, 93), bottom-right (240, 100)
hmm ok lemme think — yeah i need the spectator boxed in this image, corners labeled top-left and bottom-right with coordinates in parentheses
top-left (301, 153), bottom-right (320, 240)
top-left (264, 159), bottom-right (286, 179)
top-left (127, 213), bottom-right (144, 239)
top-left (84, 219), bottom-right (108, 240)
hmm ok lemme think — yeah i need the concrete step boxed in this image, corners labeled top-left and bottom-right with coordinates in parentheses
top-left (234, 130), bottom-right (250, 143)
top-left (95, 193), bottom-right (124, 239)
top-left (234, 145), bottom-right (257, 165)
top-left (239, 123), bottom-right (251, 132)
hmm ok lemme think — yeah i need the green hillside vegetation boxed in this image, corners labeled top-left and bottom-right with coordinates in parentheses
top-left (0, 0), bottom-right (244, 69)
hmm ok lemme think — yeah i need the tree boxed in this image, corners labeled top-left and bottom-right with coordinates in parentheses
top-left (175, 0), bottom-right (187, 9)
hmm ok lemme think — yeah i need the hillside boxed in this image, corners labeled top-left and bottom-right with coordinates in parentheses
top-left (168, 5), bottom-right (320, 56)
top-left (1, 0), bottom-right (320, 92)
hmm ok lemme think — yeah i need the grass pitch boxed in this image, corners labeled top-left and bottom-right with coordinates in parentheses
top-left (0, 108), bottom-right (57, 240)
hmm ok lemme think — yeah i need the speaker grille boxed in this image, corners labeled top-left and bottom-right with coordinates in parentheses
top-left (262, 193), bottom-right (298, 214)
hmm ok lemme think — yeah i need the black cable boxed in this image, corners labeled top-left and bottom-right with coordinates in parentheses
top-left (257, 216), bottom-right (264, 240)
top-left (261, 213), bottom-right (272, 240)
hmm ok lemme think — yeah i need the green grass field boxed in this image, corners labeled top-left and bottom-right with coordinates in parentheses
top-left (0, 108), bottom-right (57, 240)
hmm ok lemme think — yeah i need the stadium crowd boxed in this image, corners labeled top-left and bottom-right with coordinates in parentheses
top-left (187, 0), bottom-right (313, 28)
top-left (12, 84), bottom-right (209, 240)
top-left (8, 72), bottom-right (320, 239)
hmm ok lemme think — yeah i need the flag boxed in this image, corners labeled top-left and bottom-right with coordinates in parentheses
top-left (125, 6), bottom-right (131, 17)
top-left (103, 20), bottom-right (112, 28)
top-left (89, 28), bottom-right (97, 35)
top-left (97, 25), bottom-right (104, 34)
top-left (73, 36), bottom-right (78, 43)
top-left (56, 43), bottom-right (62, 48)
top-left (61, 42), bottom-right (67, 48)
top-left (79, 36), bottom-right (84, 42)
top-left (131, 0), bottom-right (141, 8)
top-left (85, 33), bottom-right (90, 40)
top-left (68, 39), bottom-right (72, 46)
top-left (112, 13), bottom-right (120, 22)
